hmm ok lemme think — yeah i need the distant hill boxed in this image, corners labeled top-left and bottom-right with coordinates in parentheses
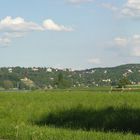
top-left (0, 64), bottom-right (140, 89)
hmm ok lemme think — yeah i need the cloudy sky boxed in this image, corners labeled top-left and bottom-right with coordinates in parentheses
top-left (0, 0), bottom-right (140, 69)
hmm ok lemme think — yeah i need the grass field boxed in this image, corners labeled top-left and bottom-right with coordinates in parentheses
top-left (1, 90), bottom-right (140, 140)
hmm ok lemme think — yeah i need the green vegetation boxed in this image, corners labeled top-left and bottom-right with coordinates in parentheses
top-left (117, 77), bottom-right (131, 88)
top-left (0, 64), bottom-right (140, 90)
top-left (3, 80), bottom-right (14, 89)
top-left (0, 90), bottom-right (140, 139)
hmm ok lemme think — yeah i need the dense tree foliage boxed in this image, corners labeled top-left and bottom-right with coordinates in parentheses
top-left (0, 64), bottom-right (140, 90)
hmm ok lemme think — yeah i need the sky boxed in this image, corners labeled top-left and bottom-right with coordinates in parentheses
top-left (0, 0), bottom-right (140, 69)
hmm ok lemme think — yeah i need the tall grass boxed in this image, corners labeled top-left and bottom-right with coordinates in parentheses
top-left (35, 105), bottom-right (140, 133)
top-left (0, 91), bottom-right (140, 139)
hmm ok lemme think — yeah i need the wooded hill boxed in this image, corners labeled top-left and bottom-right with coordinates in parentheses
top-left (0, 64), bottom-right (140, 90)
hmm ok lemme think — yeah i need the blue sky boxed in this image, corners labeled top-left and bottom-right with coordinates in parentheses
top-left (0, 0), bottom-right (140, 69)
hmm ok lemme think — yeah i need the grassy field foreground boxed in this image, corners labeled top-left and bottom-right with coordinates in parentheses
top-left (0, 91), bottom-right (140, 139)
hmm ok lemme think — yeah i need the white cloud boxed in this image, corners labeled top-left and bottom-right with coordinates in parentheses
top-left (113, 34), bottom-right (140, 57)
top-left (102, 3), bottom-right (118, 11)
top-left (4, 32), bottom-right (25, 38)
top-left (0, 37), bottom-right (11, 46)
top-left (0, 32), bottom-right (25, 46)
top-left (43, 19), bottom-right (74, 32)
top-left (132, 47), bottom-right (140, 56)
top-left (132, 34), bottom-right (140, 45)
top-left (0, 16), bottom-right (74, 32)
top-left (121, 0), bottom-right (140, 17)
top-left (68, 0), bottom-right (94, 4)
top-left (0, 16), bottom-right (74, 46)
top-left (131, 34), bottom-right (140, 56)
top-left (88, 58), bottom-right (101, 64)
top-left (102, 0), bottom-right (140, 18)
top-left (0, 16), bottom-right (43, 32)
top-left (114, 37), bottom-right (128, 47)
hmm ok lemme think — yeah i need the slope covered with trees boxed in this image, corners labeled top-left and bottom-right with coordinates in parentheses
top-left (0, 64), bottom-right (140, 90)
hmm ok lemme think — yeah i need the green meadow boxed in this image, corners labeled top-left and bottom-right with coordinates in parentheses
top-left (1, 90), bottom-right (140, 140)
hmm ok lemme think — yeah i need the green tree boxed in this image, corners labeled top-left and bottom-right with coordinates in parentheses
top-left (3, 80), bottom-right (13, 90)
top-left (56, 72), bottom-right (72, 89)
top-left (117, 77), bottom-right (131, 88)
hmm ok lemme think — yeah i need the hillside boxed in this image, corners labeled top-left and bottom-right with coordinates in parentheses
top-left (0, 64), bottom-right (140, 89)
